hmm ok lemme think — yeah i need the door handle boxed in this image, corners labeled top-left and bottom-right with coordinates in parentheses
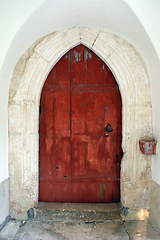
top-left (105, 124), bottom-right (113, 132)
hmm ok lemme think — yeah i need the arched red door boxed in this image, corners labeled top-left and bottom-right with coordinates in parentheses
top-left (39, 44), bottom-right (122, 203)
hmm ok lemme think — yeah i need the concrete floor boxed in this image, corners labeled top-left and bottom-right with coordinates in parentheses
top-left (0, 219), bottom-right (160, 240)
top-left (1, 203), bottom-right (160, 240)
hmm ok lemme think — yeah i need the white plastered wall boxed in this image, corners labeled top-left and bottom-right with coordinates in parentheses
top-left (9, 28), bottom-right (152, 219)
top-left (126, 0), bottom-right (160, 186)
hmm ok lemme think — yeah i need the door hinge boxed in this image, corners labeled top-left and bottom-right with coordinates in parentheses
top-left (116, 154), bottom-right (119, 166)
top-left (39, 105), bottom-right (41, 115)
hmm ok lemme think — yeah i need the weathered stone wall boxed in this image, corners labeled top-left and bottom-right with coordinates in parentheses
top-left (0, 179), bottom-right (9, 228)
top-left (8, 28), bottom-right (153, 220)
top-left (149, 180), bottom-right (160, 229)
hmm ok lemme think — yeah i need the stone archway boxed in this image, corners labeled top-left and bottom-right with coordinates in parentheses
top-left (9, 28), bottom-right (153, 220)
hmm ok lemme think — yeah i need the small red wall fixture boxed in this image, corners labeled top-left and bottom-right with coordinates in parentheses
top-left (139, 140), bottom-right (157, 155)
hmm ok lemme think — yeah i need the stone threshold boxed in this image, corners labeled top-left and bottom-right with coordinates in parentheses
top-left (34, 202), bottom-right (123, 222)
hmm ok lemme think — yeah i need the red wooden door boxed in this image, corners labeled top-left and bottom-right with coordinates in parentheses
top-left (39, 45), bottom-right (122, 203)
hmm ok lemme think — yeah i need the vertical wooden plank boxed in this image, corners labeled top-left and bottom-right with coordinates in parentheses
top-left (43, 89), bottom-right (54, 179)
top-left (71, 45), bottom-right (85, 86)
top-left (39, 88), bottom-right (45, 180)
top-left (72, 91), bottom-right (86, 135)
top-left (100, 183), bottom-right (105, 203)
top-left (104, 181), bottom-right (118, 203)
top-left (44, 68), bottom-right (54, 88)
top-left (85, 46), bottom-right (116, 86)
top-left (55, 182), bottom-right (71, 202)
top-left (116, 181), bottom-right (120, 202)
top-left (85, 47), bottom-right (105, 86)
top-left (72, 182), bottom-right (87, 202)
top-left (72, 91), bottom-right (86, 177)
top-left (87, 182), bottom-right (99, 203)
top-left (86, 92), bottom-right (105, 177)
top-left (72, 135), bottom-right (87, 177)
top-left (39, 181), bottom-right (55, 202)
top-left (105, 182), bottom-right (113, 203)
top-left (53, 52), bottom-right (70, 86)
top-left (53, 91), bottom-right (71, 179)
top-left (104, 90), bottom-right (117, 177)
top-left (116, 87), bottom-right (122, 172)
top-left (115, 87), bottom-right (122, 201)
top-left (104, 67), bottom-right (118, 85)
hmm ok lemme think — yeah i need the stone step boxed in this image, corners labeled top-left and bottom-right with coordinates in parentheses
top-left (34, 202), bottom-right (123, 222)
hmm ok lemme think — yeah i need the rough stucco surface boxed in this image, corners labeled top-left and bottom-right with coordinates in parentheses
top-left (149, 180), bottom-right (160, 229)
top-left (8, 28), bottom-right (153, 220)
top-left (0, 179), bottom-right (9, 225)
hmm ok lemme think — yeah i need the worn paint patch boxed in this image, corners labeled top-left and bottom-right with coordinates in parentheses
top-left (73, 50), bottom-right (82, 62)
top-left (84, 50), bottom-right (92, 61)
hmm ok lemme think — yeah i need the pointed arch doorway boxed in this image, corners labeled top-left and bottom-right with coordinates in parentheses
top-left (39, 44), bottom-right (122, 203)
top-left (9, 28), bottom-right (152, 219)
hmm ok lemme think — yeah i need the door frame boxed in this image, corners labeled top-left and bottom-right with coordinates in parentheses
top-left (39, 45), bottom-right (122, 203)
top-left (9, 28), bottom-right (153, 220)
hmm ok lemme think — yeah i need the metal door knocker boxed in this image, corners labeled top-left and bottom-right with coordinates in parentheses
top-left (105, 124), bottom-right (113, 132)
